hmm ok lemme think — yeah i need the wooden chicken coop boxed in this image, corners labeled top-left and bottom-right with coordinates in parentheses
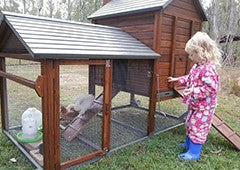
top-left (3, 1), bottom-right (239, 170)
top-left (89, 0), bottom-right (207, 101)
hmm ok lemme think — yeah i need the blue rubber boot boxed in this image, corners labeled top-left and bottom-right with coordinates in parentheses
top-left (180, 136), bottom-right (190, 149)
top-left (178, 139), bottom-right (202, 161)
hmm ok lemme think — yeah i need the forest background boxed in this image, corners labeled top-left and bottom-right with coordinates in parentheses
top-left (0, 0), bottom-right (240, 65)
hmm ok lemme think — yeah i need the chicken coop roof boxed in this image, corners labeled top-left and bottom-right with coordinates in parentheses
top-left (88, 0), bottom-right (207, 21)
top-left (0, 11), bottom-right (160, 60)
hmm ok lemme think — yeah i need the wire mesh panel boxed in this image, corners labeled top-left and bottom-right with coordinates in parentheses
top-left (109, 59), bottom-right (153, 149)
top-left (60, 64), bottom-right (104, 163)
top-left (4, 59), bottom-right (42, 168)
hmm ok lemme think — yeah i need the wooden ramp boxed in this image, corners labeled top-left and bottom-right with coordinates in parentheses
top-left (62, 88), bottom-right (120, 142)
top-left (174, 86), bottom-right (240, 151)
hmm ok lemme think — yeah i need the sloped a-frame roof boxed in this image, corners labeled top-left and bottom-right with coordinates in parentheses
top-left (0, 11), bottom-right (160, 60)
top-left (88, 0), bottom-right (207, 21)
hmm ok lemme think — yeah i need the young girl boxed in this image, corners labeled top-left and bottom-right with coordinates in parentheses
top-left (168, 32), bottom-right (221, 161)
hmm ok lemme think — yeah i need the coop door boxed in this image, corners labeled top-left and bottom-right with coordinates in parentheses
top-left (59, 62), bottom-right (106, 168)
top-left (174, 18), bottom-right (202, 77)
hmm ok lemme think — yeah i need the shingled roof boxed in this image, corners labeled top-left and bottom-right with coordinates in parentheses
top-left (88, 0), bottom-right (207, 21)
top-left (0, 11), bottom-right (160, 60)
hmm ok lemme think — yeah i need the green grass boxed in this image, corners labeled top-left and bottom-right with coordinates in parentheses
top-left (0, 60), bottom-right (239, 170)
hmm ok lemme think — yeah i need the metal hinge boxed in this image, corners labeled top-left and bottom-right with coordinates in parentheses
top-left (105, 60), bottom-right (111, 68)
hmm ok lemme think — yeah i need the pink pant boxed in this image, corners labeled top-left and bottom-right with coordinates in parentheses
top-left (185, 108), bottom-right (215, 144)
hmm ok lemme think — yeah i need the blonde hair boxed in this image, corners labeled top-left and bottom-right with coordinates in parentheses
top-left (185, 31), bottom-right (222, 66)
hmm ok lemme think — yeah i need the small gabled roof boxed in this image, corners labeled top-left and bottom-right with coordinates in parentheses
top-left (88, 0), bottom-right (207, 21)
top-left (0, 11), bottom-right (160, 60)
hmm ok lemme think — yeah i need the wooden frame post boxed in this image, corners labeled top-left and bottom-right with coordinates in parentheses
top-left (169, 16), bottom-right (177, 87)
top-left (0, 57), bottom-right (8, 130)
top-left (88, 65), bottom-right (96, 95)
top-left (147, 12), bottom-right (162, 135)
top-left (186, 20), bottom-right (195, 74)
top-left (102, 60), bottom-right (112, 151)
top-left (41, 60), bottom-right (60, 170)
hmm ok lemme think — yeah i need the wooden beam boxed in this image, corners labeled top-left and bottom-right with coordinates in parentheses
top-left (0, 57), bottom-right (8, 130)
top-left (59, 60), bottom-right (106, 66)
top-left (0, 71), bottom-right (44, 97)
top-left (148, 59), bottom-right (157, 135)
top-left (88, 65), bottom-right (96, 95)
top-left (0, 53), bottom-right (32, 60)
top-left (147, 12), bottom-right (162, 135)
top-left (0, 71), bottom-right (35, 89)
top-left (53, 60), bottom-right (60, 170)
top-left (60, 150), bottom-right (104, 169)
top-left (169, 16), bottom-right (177, 87)
top-left (102, 60), bottom-right (112, 151)
top-left (41, 60), bottom-right (60, 170)
top-left (35, 76), bottom-right (44, 97)
top-left (186, 20), bottom-right (194, 74)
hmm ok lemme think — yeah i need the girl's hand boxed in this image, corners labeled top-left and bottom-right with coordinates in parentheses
top-left (183, 86), bottom-right (194, 96)
top-left (167, 77), bottom-right (178, 82)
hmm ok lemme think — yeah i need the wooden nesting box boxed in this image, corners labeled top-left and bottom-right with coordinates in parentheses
top-left (89, 0), bottom-right (207, 100)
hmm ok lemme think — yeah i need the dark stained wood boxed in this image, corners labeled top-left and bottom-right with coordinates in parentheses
top-left (0, 29), bottom-right (11, 51)
top-left (35, 75), bottom-right (44, 97)
top-left (59, 60), bottom-right (106, 66)
top-left (161, 33), bottom-right (172, 41)
top-left (162, 14), bottom-right (174, 26)
top-left (164, 0), bottom-right (202, 21)
top-left (0, 70), bottom-right (35, 89)
top-left (147, 12), bottom-right (162, 134)
top-left (60, 150), bottom-right (104, 169)
top-left (169, 16), bottom-right (177, 88)
top-left (53, 60), bottom-right (60, 170)
top-left (0, 29), bottom-right (29, 56)
top-left (0, 53), bottom-right (32, 60)
top-left (0, 70), bottom-right (44, 97)
top-left (92, 0), bottom-right (204, 96)
top-left (102, 60), bottom-right (112, 150)
top-left (41, 60), bottom-right (60, 170)
top-left (0, 57), bottom-right (8, 130)
top-left (125, 60), bottom-right (153, 97)
top-left (171, 0), bottom-right (198, 13)
top-left (186, 20), bottom-right (194, 74)
top-left (96, 13), bottom-right (154, 49)
top-left (89, 66), bottom-right (96, 95)
top-left (94, 60), bottom-right (153, 97)
top-left (121, 24), bottom-right (154, 33)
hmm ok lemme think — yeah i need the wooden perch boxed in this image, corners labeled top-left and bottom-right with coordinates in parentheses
top-left (62, 87), bottom-right (120, 142)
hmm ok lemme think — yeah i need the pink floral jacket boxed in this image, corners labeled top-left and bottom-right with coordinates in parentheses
top-left (178, 62), bottom-right (220, 110)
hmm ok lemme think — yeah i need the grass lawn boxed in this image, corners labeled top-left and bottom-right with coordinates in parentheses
top-left (0, 60), bottom-right (239, 170)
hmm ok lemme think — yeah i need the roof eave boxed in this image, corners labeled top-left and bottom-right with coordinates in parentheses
top-left (35, 53), bottom-right (160, 60)
top-left (88, 6), bottom-right (163, 20)
top-left (192, 0), bottom-right (208, 21)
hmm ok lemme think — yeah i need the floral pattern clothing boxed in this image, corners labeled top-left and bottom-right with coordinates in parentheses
top-left (178, 62), bottom-right (219, 144)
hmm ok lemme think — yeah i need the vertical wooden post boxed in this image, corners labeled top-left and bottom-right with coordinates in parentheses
top-left (41, 60), bottom-right (60, 170)
top-left (186, 20), bottom-right (195, 74)
top-left (147, 12), bottom-right (162, 135)
top-left (102, 60), bottom-right (112, 151)
top-left (88, 65), bottom-right (96, 95)
top-left (170, 16), bottom-right (177, 83)
top-left (0, 57), bottom-right (8, 130)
